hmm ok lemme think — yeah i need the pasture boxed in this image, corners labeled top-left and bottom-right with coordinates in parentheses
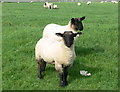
top-left (2, 2), bottom-right (118, 90)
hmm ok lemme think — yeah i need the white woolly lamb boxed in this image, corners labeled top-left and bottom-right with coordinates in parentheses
top-left (43, 2), bottom-right (58, 9)
top-left (35, 31), bottom-right (82, 87)
top-left (43, 17), bottom-right (85, 41)
top-left (43, 2), bottom-right (53, 9)
top-left (77, 2), bottom-right (81, 6)
top-left (111, 0), bottom-right (118, 3)
top-left (53, 4), bottom-right (58, 9)
top-left (30, 1), bottom-right (33, 3)
top-left (100, 1), bottom-right (104, 3)
top-left (87, 1), bottom-right (91, 5)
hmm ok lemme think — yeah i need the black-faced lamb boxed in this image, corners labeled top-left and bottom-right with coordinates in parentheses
top-left (43, 2), bottom-right (58, 9)
top-left (43, 17), bottom-right (85, 41)
top-left (86, 1), bottom-right (91, 5)
top-left (43, 2), bottom-right (53, 9)
top-left (35, 31), bottom-right (82, 87)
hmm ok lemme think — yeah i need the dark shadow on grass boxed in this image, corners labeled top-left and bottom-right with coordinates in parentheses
top-left (75, 46), bottom-right (105, 56)
top-left (68, 46), bottom-right (104, 84)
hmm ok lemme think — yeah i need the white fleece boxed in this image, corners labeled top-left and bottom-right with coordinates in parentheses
top-left (35, 38), bottom-right (76, 67)
top-left (42, 21), bottom-right (79, 41)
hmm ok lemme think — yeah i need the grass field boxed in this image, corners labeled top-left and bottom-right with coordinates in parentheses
top-left (2, 2), bottom-right (118, 90)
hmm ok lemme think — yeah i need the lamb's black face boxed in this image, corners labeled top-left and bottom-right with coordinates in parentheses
top-left (56, 31), bottom-right (82, 48)
top-left (71, 16), bottom-right (85, 31)
top-left (63, 31), bottom-right (74, 47)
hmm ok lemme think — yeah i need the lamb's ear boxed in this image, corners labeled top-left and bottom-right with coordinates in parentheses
top-left (73, 32), bottom-right (82, 37)
top-left (71, 18), bottom-right (75, 24)
top-left (80, 16), bottom-right (85, 21)
top-left (56, 33), bottom-right (63, 37)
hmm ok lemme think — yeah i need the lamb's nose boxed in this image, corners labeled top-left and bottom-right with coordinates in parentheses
top-left (66, 44), bottom-right (71, 48)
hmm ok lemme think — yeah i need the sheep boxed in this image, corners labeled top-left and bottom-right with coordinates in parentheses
top-left (53, 4), bottom-right (58, 9)
top-left (43, 2), bottom-right (58, 9)
top-left (87, 1), bottom-right (91, 5)
top-left (30, 1), bottom-right (33, 3)
top-left (43, 2), bottom-right (49, 8)
top-left (35, 31), bottom-right (82, 86)
top-left (77, 2), bottom-right (81, 6)
top-left (86, 1), bottom-right (91, 5)
top-left (100, 1), bottom-right (104, 3)
top-left (111, 0), bottom-right (118, 3)
top-left (1, 1), bottom-right (4, 3)
top-left (43, 2), bottom-right (53, 9)
top-left (43, 17), bottom-right (85, 42)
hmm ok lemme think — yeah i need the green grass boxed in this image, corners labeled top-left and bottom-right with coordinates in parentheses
top-left (0, 3), bottom-right (2, 91)
top-left (2, 2), bottom-right (118, 90)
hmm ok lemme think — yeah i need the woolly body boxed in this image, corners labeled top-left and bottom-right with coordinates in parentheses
top-left (35, 38), bottom-right (76, 67)
top-left (43, 17), bottom-right (85, 41)
top-left (43, 22), bottom-right (78, 41)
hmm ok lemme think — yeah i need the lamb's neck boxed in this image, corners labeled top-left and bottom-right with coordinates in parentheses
top-left (62, 21), bottom-right (74, 31)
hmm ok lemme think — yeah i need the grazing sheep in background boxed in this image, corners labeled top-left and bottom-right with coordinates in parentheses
top-left (77, 2), bottom-right (81, 6)
top-left (1, 1), bottom-right (4, 3)
top-left (53, 4), bottom-right (58, 9)
top-left (43, 2), bottom-right (58, 9)
top-left (35, 31), bottom-right (82, 86)
top-left (0, 1), bottom-right (4, 3)
top-left (100, 1), bottom-right (104, 3)
top-left (43, 17), bottom-right (85, 41)
top-left (43, 2), bottom-right (53, 9)
top-left (48, 3), bottom-right (54, 9)
top-left (111, 0), bottom-right (118, 3)
top-left (43, 2), bottom-right (48, 8)
top-left (30, 1), bottom-right (33, 3)
top-left (87, 1), bottom-right (91, 5)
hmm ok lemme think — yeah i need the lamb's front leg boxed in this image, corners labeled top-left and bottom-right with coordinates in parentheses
top-left (59, 66), bottom-right (69, 87)
top-left (55, 63), bottom-right (69, 87)
top-left (63, 66), bottom-right (69, 85)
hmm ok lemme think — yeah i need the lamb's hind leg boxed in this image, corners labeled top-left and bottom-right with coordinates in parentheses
top-left (37, 59), bottom-right (46, 79)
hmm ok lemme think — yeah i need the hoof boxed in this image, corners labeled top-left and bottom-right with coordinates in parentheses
top-left (38, 75), bottom-right (43, 79)
top-left (60, 81), bottom-right (68, 87)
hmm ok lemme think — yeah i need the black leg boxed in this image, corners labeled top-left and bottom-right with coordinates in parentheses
top-left (38, 63), bottom-right (43, 79)
top-left (59, 66), bottom-right (69, 87)
top-left (37, 59), bottom-right (46, 79)
top-left (42, 61), bottom-right (46, 71)
top-left (63, 66), bottom-right (69, 85)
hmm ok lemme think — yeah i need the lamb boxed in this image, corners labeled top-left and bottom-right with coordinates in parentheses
top-left (30, 1), bottom-right (33, 3)
top-left (53, 4), bottom-right (58, 9)
top-left (1, 1), bottom-right (4, 3)
top-left (43, 17), bottom-right (85, 41)
top-left (87, 1), bottom-right (91, 5)
top-left (77, 2), bottom-right (81, 6)
top-left (43, 2), bottom-right (53, 9)
top-left (35, 31), bottom-right (82, 86)
top-left (111, 0), bottom-right (118, 4)
top-left (43, 2), bottom-right (58, 9)
top-left (100, 1), bottom-right (104, 3)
